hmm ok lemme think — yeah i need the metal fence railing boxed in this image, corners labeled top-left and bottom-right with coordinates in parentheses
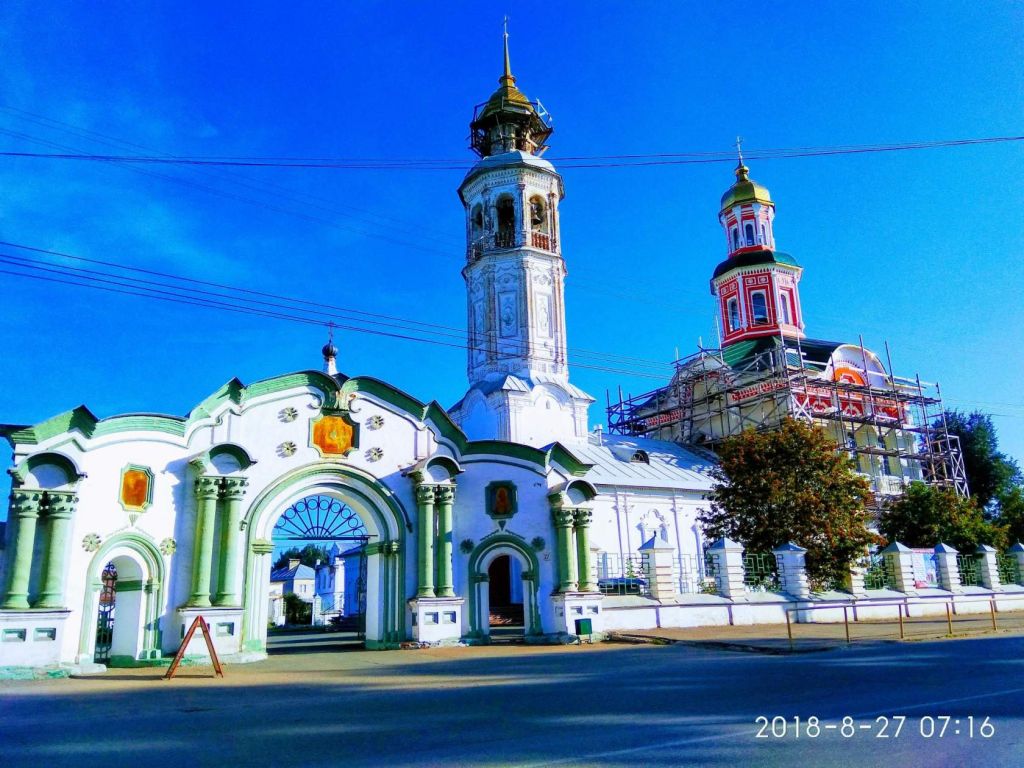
top-left (998, 554), bottom-right (1021, 586)
top-left (957, 554), bottom-right (980, 586)
top-left (863, 554), bottom-right (897, 590)
top-left (743, 553), bottom-right (780, 592)
top-left (674, 553), bottom-right (718, 595)
top-left (596, 553), bottom-right (651, 597)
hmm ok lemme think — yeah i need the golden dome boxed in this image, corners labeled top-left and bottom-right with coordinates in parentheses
top-left (720, 163), bottom-right (773, 211)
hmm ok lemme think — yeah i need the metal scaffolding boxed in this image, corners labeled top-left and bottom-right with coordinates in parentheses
top-left (606, 339), bottom-right (969, 510)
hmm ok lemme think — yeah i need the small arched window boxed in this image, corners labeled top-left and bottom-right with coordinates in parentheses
top-left (751, 292), bottom-right (769, 324)
top-left (471, 204), bottom-right (483, 234)
top-left (630, 450), bottom-right (650, 464)
top-left (529, 196), bottom-right (547, 232)
top-left (760, 223), bottom-right (767, 244)
top-left (779, 292), bottom-right (792, 325)
top-left (495, 196), bottom-right (515, 248)
top-left (744, 223), bottom-right (755, 246)
top-left (727, 298), bottom-right (741, 332)
top-left (731, 227), bottom-right (739, 250)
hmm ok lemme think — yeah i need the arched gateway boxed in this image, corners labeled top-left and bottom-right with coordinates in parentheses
top-left (240, 463), bottom-right (409, 653)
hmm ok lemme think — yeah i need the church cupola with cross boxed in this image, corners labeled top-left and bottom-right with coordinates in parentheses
top-left (448, 28), bottom-right (593, 448)
top-left (711, 149), bottom-right (805, 347)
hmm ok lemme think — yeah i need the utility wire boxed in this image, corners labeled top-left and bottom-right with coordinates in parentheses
top-left (0, 263), bottom-right (673, 382)
top-left (0, 241), bottom-right (676, 373)
top-left (1, 135), bottom-right (1019, 169)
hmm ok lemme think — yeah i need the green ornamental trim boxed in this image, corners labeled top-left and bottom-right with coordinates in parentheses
top-left (2, 369), bottom-right (593, 479)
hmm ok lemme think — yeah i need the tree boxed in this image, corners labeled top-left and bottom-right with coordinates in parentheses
top-left (995, 485), bottom-right (1024, 547)
top-left (939, 411), bottom-right (1021, 512)
top-left (283, 592), bottom-right (312, 625)
top-left (273, 544), bottom-right (331, 570)
top-left (878, 481), bottom-right (1006, 552)
top-left (698, 418), bottom-right (878, 588)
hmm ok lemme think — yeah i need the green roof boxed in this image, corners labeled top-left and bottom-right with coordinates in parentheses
top-left (712, 249), bottom-right (801, 280)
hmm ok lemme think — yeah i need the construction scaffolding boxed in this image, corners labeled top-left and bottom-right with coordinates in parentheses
top-left (606, 338), bottom-right (969, 510)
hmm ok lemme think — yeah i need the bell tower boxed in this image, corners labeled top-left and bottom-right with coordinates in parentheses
top-left (711, 149), bottom-right (806, 348)
top-left (448, 30), bottom-right (593, 447)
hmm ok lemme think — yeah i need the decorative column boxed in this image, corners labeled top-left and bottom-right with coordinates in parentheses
top-left (415, 484), bottom-right (437, 598)
top-left (933, 543), bottom-right (962, 593)
top-left (976, 544), bottom-right (1002, 591)
top-left (188, 476), bottom-right (220, 607)
top-left (1, 491), bottom-right (43, 609)
top-left (434, 485), bottom-right (455, 598)
top-left (36, 492), bottom-right (79, 608)
top-left (522, 570), bottom-right (541, 635)
top-left (215, 477), bottom-right (248, 606)
top-left (552, 507), bottom-right (578, 592)
top-left (707, 537), bottom-right (746, 598)
top-left (573, 509), bottom-right (596, 592)
top-left (880, 542), bottom-right (918, 593)
top-left (773, 542), bottom-right (811, 599)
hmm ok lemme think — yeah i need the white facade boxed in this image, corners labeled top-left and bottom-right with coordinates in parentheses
top-left (0, 43), bottom-right (719, 673)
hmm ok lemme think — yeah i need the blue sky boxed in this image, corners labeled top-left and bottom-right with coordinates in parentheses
top-left (1, 2), bottom-right (1022, 511)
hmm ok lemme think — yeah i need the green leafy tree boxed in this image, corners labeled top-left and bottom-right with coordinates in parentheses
top-left (995, 486), bottom-right (1024, 547)
top-left (698, 418), bottom-right (878, 587)
top-left (283, 592), bottom-right (312, 625)
top-left (879, 481), bottom-right (1007, 552)
top-left (273, 544), bottom-right (331, 570)
top-left (939, 410), bottom-right (1021, 512)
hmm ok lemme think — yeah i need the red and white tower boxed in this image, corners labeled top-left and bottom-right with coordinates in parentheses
top-left (711, 152), bottom-right (805, 347)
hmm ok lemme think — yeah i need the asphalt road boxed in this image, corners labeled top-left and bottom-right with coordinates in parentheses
top-left (1, 635), bottom-right (1022, 767)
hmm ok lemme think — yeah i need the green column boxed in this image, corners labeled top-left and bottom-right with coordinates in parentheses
top-left (435, 485), bottom-right (455, 598)
top-left (215, 477), bottom-right (248, 606)
top-left (573, 508), bottom-right (596, 592)
top-left (188, 476), bottom-right (220, 607)
top-left (35, 492), bottom-right (78, 609)
top-left (415, 484), bottom-right (436, 598)
top-left (1, 491), bottom-right (43, 609)
top-left (552, 507), bottom-right (578, 592)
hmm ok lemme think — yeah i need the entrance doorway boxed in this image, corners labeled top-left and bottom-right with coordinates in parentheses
top-left (93, 563), bottom-right (117, 664)
top-left (488, 555), bottom-right (524, 639)
top-left (90, 554), bottom-right (147, 665)
top-left (268, 494), bottom-right (370, 654)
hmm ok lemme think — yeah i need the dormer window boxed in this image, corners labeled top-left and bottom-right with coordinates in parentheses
top-left (630, 450), bottom-right (650, 464)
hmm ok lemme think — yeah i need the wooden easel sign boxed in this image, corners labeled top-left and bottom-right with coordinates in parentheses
top-left (164, 615), bottom-right (224, 680)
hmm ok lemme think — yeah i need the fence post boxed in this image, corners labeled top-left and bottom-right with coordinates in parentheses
top-left (934, 543), bottom-right (962, 593)
top-left (773, 542), bottom-right (811, 599)
top-left (639, 536), bottom-right (677, 601)
top-left (1010, 543), bottom-right (1024, 586)
top-left (976, 545), bottom-right (1002, 591)
top-left (881, 542), bottom-right (917, 594)
top-left (707, 537), bottom-right (746, 598)
top-left (846, 562), bottom-right (867, 598)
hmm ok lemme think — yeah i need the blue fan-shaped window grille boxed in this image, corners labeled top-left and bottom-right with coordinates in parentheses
top-left (273, 495), bottom-right (369, 542)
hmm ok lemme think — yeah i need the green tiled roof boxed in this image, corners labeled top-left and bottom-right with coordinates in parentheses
top-left (712, 249), bottom-right (801, 280)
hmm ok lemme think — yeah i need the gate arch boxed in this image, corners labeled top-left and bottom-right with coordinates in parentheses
top-left (77, 532), bottom-right (165, 664)
top-left (240, 463), bottom-right (409, 652)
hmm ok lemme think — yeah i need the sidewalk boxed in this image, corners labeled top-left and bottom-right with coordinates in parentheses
top-left (610, 606), bottom-right (1024, 653)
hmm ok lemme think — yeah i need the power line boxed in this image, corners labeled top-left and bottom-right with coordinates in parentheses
top-left (0, 241), bottom-right (678, 375)
top-left (1, 135), bottom-right (1020, 169)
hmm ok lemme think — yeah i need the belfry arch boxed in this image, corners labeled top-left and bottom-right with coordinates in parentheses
top-left (239, 464), bottom-right (409, 653)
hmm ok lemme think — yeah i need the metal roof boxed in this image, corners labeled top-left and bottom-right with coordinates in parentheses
top-left (573, 434), bottom-right (716, 491)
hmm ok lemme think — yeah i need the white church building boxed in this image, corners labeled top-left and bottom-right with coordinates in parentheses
top-left (0, 39), bottom-right (718, 672)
